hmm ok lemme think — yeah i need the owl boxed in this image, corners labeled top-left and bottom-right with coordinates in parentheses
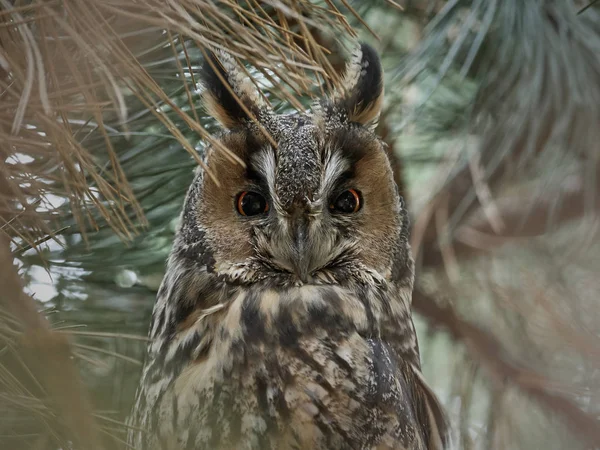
top-left (128, 43), bottom-right (450, 450)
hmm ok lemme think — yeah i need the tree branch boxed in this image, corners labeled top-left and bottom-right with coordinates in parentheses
top-left (0, 232), bottom-right (103, 449)
top-left (418, 169), bottom-right (600, 267)
top-left (413, 289), bottom-right (600, 448)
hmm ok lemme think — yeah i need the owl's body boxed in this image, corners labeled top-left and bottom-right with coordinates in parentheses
top-left (128, 44), bottom-right (449, 450)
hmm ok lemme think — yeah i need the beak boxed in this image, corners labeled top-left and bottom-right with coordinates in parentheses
top-left (290, 217), bottom-right (310, 282)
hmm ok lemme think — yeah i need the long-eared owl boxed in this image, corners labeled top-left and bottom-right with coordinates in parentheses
top-left (128, 43), bottom-right (450, 450)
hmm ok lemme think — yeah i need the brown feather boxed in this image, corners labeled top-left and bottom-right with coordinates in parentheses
top-left (127, 43), bottom-right (450, 450)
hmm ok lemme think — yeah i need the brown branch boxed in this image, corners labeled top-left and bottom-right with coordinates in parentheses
top-left (419, 170), bottom-right (600, 267)
top-left (458, 174), bottom-right (595, 238)
top-left (413, 290), bottom-right (600, 448)
top-left (0, 236), bottom-right (102, 448)
top-left (411, 94), bottom-right (561, 266)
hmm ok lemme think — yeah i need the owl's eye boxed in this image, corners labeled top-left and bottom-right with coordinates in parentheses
top-left (236, 191), bottom-right (269, 216)
top-left (330, 189), bottom-right (361, 214)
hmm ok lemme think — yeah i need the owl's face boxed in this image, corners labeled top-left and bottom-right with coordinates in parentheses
top-left (176, 45), bottom-right (410, 287)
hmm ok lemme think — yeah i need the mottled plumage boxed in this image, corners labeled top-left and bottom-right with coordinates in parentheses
top-left (128, 43), bottom-right (450, 450)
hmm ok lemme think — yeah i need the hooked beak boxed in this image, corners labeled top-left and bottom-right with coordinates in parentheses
top-left (290, 217), bottom-right (310, 282)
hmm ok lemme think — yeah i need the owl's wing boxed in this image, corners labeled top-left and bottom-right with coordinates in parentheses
top-left (403, 361), bottom-right (452, 450)
top-left (265, 331), bottom-right (450, 450)
top-left (358, 338), bottom-right (451, 450)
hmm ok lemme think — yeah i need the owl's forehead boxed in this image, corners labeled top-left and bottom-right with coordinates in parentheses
top-left (249, 112), bottom-right (349, 210)
top-left (272, 116), bottom-right (321, 209)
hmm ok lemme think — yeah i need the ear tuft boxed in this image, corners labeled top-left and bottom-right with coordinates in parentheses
top-left (335, 43), bottom-right (384, 126)
top-left (200, 50), bottom-right (261, 128)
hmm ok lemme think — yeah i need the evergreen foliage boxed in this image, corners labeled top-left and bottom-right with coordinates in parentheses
top-left (1, 1), bottom-right (600, 449)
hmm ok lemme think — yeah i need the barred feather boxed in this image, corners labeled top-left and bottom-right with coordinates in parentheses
top-left (128, 43), bottom-right (450, 450)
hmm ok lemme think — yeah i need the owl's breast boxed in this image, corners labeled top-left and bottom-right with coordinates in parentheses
top-left (169, 330), bottom-right (423, 450)
top-left (141, 285), bottom-right (426, 450)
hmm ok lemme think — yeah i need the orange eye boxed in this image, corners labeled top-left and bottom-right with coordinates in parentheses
top-left (330, 188), bottom-right (361, 214)
top-left (237, 191), bottom-right (269, 216)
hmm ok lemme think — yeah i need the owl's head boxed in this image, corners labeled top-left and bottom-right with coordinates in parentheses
top-left (174, 44), bottom-right (411, 287)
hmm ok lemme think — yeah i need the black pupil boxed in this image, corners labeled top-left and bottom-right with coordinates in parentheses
top-left (332, 190), bottom-right (359, 213)
top-left (240, 192), bottom-right (266, 216)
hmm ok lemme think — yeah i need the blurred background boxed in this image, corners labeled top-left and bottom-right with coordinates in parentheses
top-left (1, 1), bottom-right (600, 449)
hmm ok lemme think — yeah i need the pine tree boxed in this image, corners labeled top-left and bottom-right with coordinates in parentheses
top-left (1, 1), bottom-right (599, 449)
